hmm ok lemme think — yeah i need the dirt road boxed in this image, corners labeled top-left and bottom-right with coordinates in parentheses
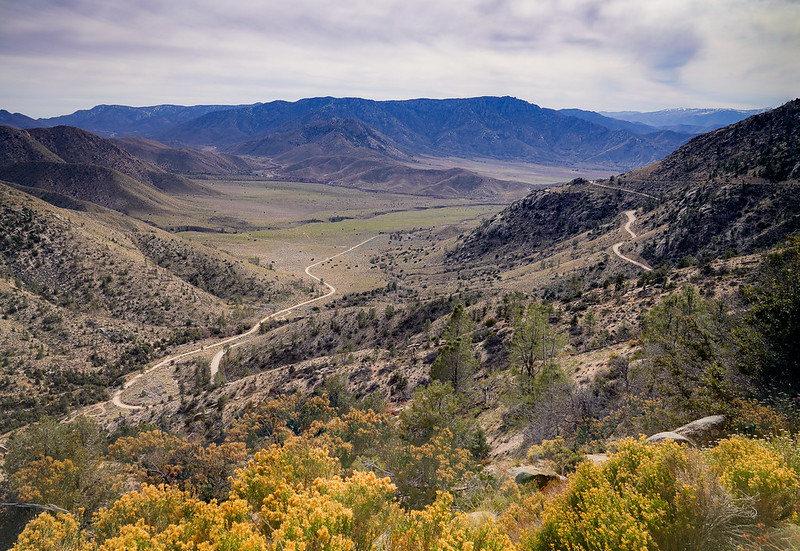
top-left (113, 235), bottom-right (379, 410)
top-left (611, 210), bottom-right (652, 272)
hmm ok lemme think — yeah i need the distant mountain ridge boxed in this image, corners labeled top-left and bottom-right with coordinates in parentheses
top-left (163, 96), bottom-right (691, 171)
top-left (3, 97), bottom-right (772, 201)
top-left (0, 109), bottom-right (39, 129)
top-left (599, 107), bottom-right (766, 135)
top-left (38, 104), bottom-right (253, 138)
top-left (3, 97), bottom-right (696, 172)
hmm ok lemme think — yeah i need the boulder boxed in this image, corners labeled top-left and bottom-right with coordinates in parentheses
top-left (646, 431), bottom-right (695, 446)
top-left (585, 453), bottom-right (610, 465)
top-left (508, 465), bottom-right (565, 489)
top-left (674, 415), bottom-right (726, 446)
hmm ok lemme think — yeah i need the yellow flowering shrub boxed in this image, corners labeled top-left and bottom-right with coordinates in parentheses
top-left (388, 492), bottom-right (516, 551)
top-left (529, 462), bottom-right (660, 551)
top-left (93, 484), bottom-right (265, 550)
top-left (13, 485), bottom-right (265, 550)
top-left (706, 436), bottom-right (800, 524)
top-left (226, 394), bottom-right (335, 451)
top-left (109, 430), bottom-right (247, 501)
top-left (230, 438), bottom-right (339, 532)
top-left (496, 489), bottom-right (548, 543)
top-left (12, 511), bottom-right (91, 551)
top-left (525, 438), bottom-right (716, 551)
top-left (308, 408), bottom-right (394, 469)
top-left (268, 489), bottom-right (355, 551)
top-left (314, 471), bottom-right (398, 550)
top-left (108, 430), bottom-right (184, 464)
top-left (92, 483), bottom-right (200, 540)
top-left (726, 398), bottom-right (790, 437)
top-left (391, 428), bottom-right (479, 509)
top-left (231, 438), bottom-right (397, 550)
top-left (9, 453), bottom-right (123, 520)
top-left (11, 456), bottom-right (80, 506)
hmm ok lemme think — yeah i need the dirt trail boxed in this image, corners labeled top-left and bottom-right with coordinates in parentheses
top-left (590, 181), bottom-right (657, 199)
top-left (113, 235), bottom-right (379, 410)
top-left (611, 210), bottom-right (652, 272)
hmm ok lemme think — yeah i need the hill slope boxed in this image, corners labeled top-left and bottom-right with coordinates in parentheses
top-left (112, 137), bottom-right (252, 175)
top-left (0, 125), bottom-right (212, 215)
top-left (0, 181), bottom-right (304, 430)
top-left (234, 117), bottom-right (532, 198)
top-left (24, 126), bottom-right (207, 194)
top-left (455, 99), bottom-right (800, 266)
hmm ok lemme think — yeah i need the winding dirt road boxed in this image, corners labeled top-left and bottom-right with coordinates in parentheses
top-left (590, 181), bottom-right (657, 199)
top-left (611, 210), bottom-right (652, 272)
top-left (112, 235), bottom-right (379, 410)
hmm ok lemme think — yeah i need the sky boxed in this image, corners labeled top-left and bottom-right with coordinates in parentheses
top-left (1, 0), bottom-right (798, 118)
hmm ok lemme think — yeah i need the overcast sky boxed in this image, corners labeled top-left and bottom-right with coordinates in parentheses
top-left (1, 0), bottom-right (798, 118)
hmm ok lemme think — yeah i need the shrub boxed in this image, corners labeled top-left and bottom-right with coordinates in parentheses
top-left (108, 429), bottom-right (247, 501)
top-left (388, 492), bottom-right (515, 551)
top-left (706, 436), bottom-right (800, 525)
top-left (525, 438), bottom-right (765, 551)
top-left (726, 398), bottom-right (790, 438)
top-left (230, 437), bottom-right (339, 532)
top-left (526, 436), bottom-right (586, 476)
top-left (11, 512), bottom-right (90, 551)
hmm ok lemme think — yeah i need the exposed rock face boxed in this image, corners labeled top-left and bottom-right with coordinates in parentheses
top-left (674, 415), bottom-right (727, 446)
top-left (647, 415), bottom-right (728, 447)
top-left (508, 465), bottom-right (566, 489)
top-left (646, 431), bottom-right (695, 446)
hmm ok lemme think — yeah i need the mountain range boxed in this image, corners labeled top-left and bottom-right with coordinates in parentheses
top-left (0, 97), bottom-right (768, 203)
top-left (599, 107), bottom-right (767, 135)
top-left (0, 97), bottom-right (708, 173)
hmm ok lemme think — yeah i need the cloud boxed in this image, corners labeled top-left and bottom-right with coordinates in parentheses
top-left (0, 0), bottom-right (797, 117)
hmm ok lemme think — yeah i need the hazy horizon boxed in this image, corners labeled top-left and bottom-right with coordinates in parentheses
top-left (2, 0), bottom-right (798, 118)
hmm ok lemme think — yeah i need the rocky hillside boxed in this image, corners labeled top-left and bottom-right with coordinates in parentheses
top-left (455, 99), bottom-right (800, 266)
top-left (454, 182), bottom-right (643, 264)
top-left (22, 126), bottom-right (206, 193)
top-left (618, 99), bottom-right (800, 194)
top-left (0, 182), bottom-right (305, 431)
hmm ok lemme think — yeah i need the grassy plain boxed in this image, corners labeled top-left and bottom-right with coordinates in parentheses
top-left (145, 178), bottom-right (495, 230)
top-left (165, 178), bottom-right (509, 295)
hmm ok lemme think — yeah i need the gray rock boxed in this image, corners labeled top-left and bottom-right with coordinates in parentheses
top-left (674, 415), bottom-right (726, 446)
top-left (585, 453), bottom-right (610, 465)
top-left (646, 431), bottom-right (695, 446)
top-left (508, 465), bottom-right (565, 489)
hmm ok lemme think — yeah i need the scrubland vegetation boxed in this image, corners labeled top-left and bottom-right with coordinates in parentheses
top-left (2, 236), bottom-right (799, 550)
